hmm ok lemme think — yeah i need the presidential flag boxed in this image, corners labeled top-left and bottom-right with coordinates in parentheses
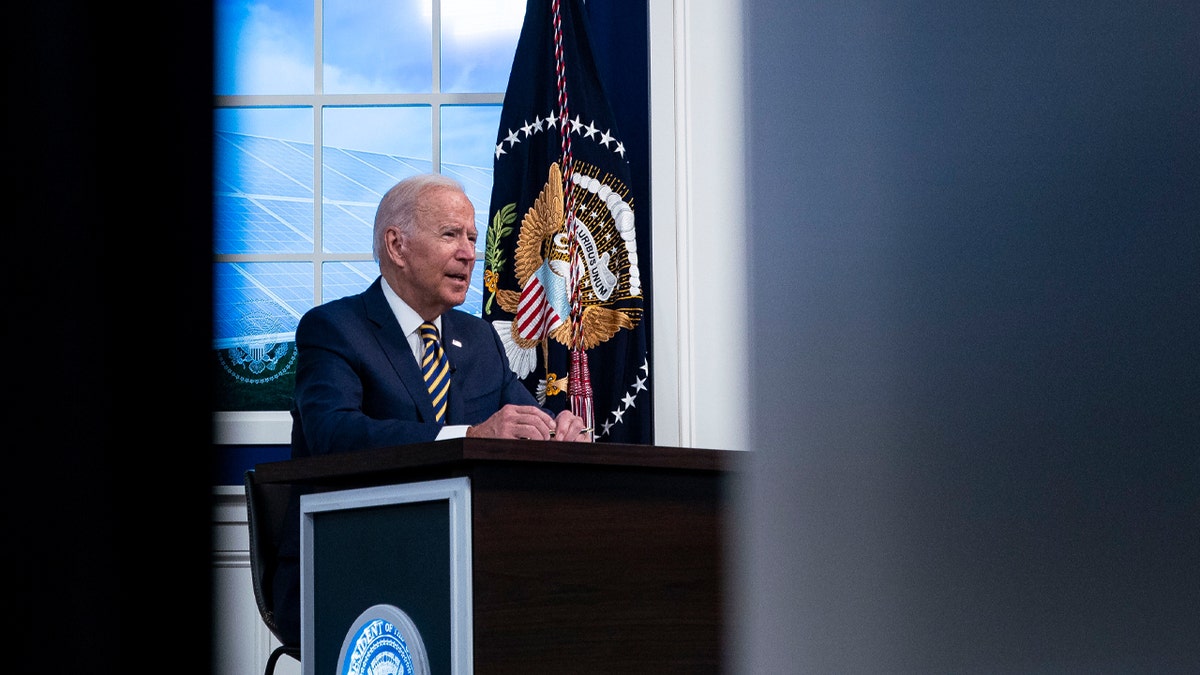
top-left (484, 0), bottom-right (651, 444)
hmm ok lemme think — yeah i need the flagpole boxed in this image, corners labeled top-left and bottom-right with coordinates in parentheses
top-left (550, 0), bottom-right (595, 430)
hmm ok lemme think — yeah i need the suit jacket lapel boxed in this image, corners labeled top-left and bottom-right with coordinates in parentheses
top-left (363, 277), bottom-right (439, 422)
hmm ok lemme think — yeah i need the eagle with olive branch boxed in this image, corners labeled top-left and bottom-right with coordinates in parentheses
top-left (488, 162), bottom-right (640, 385)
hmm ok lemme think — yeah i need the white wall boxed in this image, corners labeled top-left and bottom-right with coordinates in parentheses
top-left (650, 0), bottom-right (748, 451)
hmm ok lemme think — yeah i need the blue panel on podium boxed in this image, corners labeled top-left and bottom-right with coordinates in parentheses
top-left (300, 477), bottom-right (474, 675)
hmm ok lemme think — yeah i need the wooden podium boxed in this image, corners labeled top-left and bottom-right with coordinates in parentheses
top-left (253, 438), bottom-right (735, 675)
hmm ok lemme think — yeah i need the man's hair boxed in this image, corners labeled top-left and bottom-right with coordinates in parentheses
top-left (372, 173), bottom-right (467, 262)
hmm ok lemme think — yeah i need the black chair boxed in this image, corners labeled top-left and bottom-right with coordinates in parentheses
top-left (244, 470), bottom-right (301, 675)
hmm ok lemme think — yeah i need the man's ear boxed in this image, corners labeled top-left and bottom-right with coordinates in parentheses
top-left (384, 226), bottom-right (406, 267)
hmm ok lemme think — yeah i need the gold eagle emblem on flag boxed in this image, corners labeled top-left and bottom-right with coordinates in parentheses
top-left (490, 161), bottom-right (642, 385)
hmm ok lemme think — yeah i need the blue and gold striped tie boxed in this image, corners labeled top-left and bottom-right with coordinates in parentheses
top-left (419, 322), bottom-right (450, 423)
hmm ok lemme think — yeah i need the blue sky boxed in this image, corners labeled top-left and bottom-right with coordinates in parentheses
top-left (214, 0), bottom-right (525, 161)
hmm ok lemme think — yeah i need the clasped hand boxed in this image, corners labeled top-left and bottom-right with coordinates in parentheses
top-left (466, 404), bottom-right (592, 442)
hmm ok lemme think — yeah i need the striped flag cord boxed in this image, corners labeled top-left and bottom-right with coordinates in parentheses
top-left (552, 0), bottom-right (593, 427)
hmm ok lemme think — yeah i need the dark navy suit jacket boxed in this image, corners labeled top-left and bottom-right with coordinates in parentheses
top-left (290, 275), bottom-right (538, 459)
top-left (272, 275), bottom-right (539, 645)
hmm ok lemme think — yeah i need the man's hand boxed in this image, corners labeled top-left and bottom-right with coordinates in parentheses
top-left (466, 405), bottom-right (592, 442)
top-left (467, 404), bottom-right (555, 440)
top-left (549, 409), bottom-right (592, 443)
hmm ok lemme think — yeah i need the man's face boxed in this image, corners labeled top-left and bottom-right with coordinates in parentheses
top-left (394, 186), bottom-right (478, 318)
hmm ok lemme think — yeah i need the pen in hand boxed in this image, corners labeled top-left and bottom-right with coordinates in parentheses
top-left (549, 427), bottom-right (592, 438)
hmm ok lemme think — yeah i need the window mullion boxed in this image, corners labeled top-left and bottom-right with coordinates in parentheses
top-left (313, 0), bottom-right (325, 306)
top-left (432, 0), bottom-right (443, 173)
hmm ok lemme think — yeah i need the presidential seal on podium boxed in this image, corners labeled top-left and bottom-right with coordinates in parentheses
top-left (338, 604), bottom-right (431, 675)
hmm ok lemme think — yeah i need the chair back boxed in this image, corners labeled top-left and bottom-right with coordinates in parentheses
top-left (244, 469), bottom-right (301, 673)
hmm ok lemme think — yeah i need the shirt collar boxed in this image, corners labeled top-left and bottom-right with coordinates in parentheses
top-left (380, 277), bottom-right (440, 338)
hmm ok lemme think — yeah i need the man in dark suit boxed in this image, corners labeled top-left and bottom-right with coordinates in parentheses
top-left (273, 172), bottom-right (591, 647)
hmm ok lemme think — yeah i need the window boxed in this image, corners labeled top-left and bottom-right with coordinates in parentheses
top-left (213, 0), bottom-right (523, 415)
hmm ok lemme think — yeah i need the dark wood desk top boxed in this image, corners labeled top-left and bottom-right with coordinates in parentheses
top-left (253, 437), bottom-right (739, 485)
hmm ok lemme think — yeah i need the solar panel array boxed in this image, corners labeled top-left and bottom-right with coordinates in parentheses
top-left (214, 131), bottom-right (491, 347)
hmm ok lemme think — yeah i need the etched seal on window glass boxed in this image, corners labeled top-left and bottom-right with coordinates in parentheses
top-left (216, 302), bottom-right (297, 384)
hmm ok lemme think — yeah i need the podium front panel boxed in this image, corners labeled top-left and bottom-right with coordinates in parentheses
top-left (301, 477), bottom-right (473, 675)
